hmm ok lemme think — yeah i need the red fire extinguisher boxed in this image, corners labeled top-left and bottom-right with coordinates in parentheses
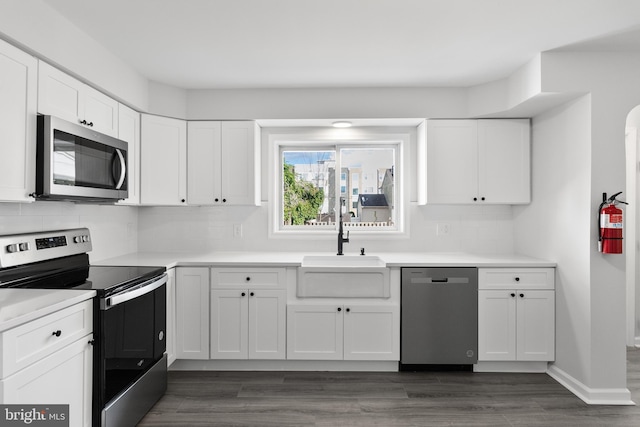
top-left (598, 192), bottom-right (627, 254)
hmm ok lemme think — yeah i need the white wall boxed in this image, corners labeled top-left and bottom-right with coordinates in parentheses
top-left (513, 95), bottom-right (592, 390)
top-left (0, 0), bottom-right (148, 110)
top-left (0, 202), bottom-right (138, 262)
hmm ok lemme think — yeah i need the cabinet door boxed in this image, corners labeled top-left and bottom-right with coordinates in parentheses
top-left (210, 289), bottom-right (249, 359)
top-left (141, 114), bottom-right (187, 205)
top-left (82, 85), bottom-right (119, 137)
top-left (0, 336), bottom-right (93, 427)
top-left (425, 120), bottom-right (478, 204)
top-left (0, 40), bottom-right (37, 202)
top-left (37, 60), bottom-right (82, 122)
top-left (516, 290), bottom-right (555, 361)
top-left (477, 119), bottom-right (530, 204)
top-left (343, 305), bottom-right (399, 361)
top-left (478, 290), bottom-right (516, 361)
top-left (165, 268), bottom-right (176, 366)
top-left (249, 290), bottom-right (286, 360)
top-left (287, 305), bottom-right (343, 360)
top-left (175, 268), bottom-right (209, 359)
top-left (187, 121), bottom-right (222, 205)
top-left (221, 121), bottom-right (260, 205)
top-left (117, 104), bottom-right (141, 205)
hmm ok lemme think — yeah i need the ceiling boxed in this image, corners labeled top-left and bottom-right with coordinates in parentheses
top-left (43, 0), bottom-right (640, 90)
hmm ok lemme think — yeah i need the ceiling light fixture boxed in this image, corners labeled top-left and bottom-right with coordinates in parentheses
top-left (332, 121), bottom-right (352, 128)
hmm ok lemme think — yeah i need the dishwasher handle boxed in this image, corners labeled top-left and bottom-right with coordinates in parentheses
top-left (408, 277), bottom-right (470, 284)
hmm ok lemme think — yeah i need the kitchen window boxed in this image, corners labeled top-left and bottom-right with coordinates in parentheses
top-left (271, 137), bottom-right (403, 235)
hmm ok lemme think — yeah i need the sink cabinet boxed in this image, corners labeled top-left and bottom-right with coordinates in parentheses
top-left (0, 299), bottom-right (93, 427)
top-left (477, 268), bottom-right (555, 363)
top-left (419, 119), bottom-right (530, 204)
top-left (286, 304), bottom-right (399, 361)
top-left (210, 268), bottom-right (286, 360)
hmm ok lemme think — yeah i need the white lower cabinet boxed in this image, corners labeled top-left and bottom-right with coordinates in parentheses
top-left (175, 267), bottom-right (210, 359)
top-left (0, 299), bottom-right (93, 427)
top-left (287, 304), bottom-right (399, 361)
top-left (478, 268), bottom-right (555, 362)
top-left (210, 267), bottom-right (287, 360)
top-left (210, 289), bottom-right (286, 359)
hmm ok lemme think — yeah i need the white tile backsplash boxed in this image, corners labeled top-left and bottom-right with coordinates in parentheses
top-left (0, 200), bottom-right (515, 259)
top-left (0, 201), bottom-right (138, 262)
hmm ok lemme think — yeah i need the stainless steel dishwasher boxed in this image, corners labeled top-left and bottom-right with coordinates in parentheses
top-left (400, 267), bottom-right (478, 369)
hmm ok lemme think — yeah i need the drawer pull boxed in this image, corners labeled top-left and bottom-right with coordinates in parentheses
top-left (519, 293), bottom-right (525, 298)
top-left (510, 293), bottom-right (516, 298)
top-left (515, 277), bottom-right (520, 282)
top-left (246, 277), bottom-right (251, 281)
top-left (52, 330), bottom-right (62, 337)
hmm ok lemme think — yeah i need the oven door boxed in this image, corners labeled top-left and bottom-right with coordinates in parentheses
top-left (100, 274), bottom-right (167, 405)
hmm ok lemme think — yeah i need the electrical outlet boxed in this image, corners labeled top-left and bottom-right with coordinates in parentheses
top-left (437, 223), bottom-right (450, 236)
top-left (233, 224), bottom-right (243, 238)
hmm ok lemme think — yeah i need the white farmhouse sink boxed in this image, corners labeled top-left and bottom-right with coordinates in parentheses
top-left (297, 255), bottom-right (390, 298)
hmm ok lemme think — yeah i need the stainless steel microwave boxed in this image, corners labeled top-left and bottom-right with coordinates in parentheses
top-left (36, 115), bottom-right (128, 202)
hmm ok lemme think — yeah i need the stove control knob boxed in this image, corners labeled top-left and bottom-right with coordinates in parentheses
top-left (84, 235), bottom-right (91, 243)
top-left (18, 242), bottom-right (30, 251)
top-left (74, 236), bottom-right (82, 244)
top-left (6, 244), bottom-right (19, 253)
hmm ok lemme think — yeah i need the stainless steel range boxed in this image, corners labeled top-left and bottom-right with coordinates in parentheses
top-left (0, 228), bottom-right (167, 427)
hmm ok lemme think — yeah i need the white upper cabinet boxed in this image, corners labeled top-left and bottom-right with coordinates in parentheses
top-left (188, 121), bottom-right (261, 206)
top-left (0, 39), bottom-right (37, 202)
top-left (140, 114), bottom-right (187, 205)
top-left (117, 104), bottom-right (141, 205)
top-left (420, 119), bottom-right (530, 204)
top-left (38, 61), bottom-right (119, 137)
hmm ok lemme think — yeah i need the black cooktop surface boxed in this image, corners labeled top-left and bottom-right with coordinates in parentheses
top-left (0, 253), bottom-right (165, 296)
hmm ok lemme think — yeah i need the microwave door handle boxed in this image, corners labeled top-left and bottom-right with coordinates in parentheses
top-left (114, 148), bottom-right (126, 190)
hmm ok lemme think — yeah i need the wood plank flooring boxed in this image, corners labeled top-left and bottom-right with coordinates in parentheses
top-left (138, 348), bottom-right (640, 426)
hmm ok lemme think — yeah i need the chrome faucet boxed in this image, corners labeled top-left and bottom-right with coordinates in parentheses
top-left (337, 197), bottom-right (350, 255)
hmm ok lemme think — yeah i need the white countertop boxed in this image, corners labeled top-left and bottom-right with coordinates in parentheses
top-left (95, 251), bottom-right (556, 269)
top-left (0, 289), bottom-right (96, 332)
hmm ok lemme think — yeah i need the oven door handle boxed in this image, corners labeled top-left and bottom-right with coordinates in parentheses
top-left (104, 274), bottom-right (167, 309)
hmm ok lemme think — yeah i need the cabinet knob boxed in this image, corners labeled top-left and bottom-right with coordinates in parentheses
top-left (515, 277), bottom-right (520, 282)
top-left (88, 122), bottom-right (94, 127)
top-left (481, 197), bottom-right (485, 201)
top-left (241, 292), bottom-right (246, 297)
top-left (473, 197), bottom-right (478, 201)
top-left (222, 199), bottom-right (227, 203)
top-left (215, 198), bottom-right (219, 202)
top-left (246, 277), bottom-right (251, 281)
top-left (250, 292), bottom-right (255, 297)
top-left (519, 293), bottom-right (525, 298)
top-left (346, 308), bottom-right (350, 313)
top-left (181, 199), bottom-right (186, 203)
top-left (79, 119), bottom-right (87, 125)
top-left (88, 339), bottom-right (95, 346)
top-left (510, 293), bottom-right (516, 298)
top-left (52, 330), bottom-right (62, 337)
top-left (337, 307), bottom-right (342, 312)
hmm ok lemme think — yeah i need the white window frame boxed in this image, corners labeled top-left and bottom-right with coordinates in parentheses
top-left (267, 129), bottom-right (409, 239)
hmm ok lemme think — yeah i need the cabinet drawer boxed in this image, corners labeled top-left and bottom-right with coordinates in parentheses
top-left (479, 268), bottom-right (554, 290)
top-left (0, 300), bottom-right (93, 378)
top-left (211, 268), bottom-right (286, 288)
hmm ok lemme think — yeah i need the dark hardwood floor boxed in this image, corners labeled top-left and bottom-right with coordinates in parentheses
top-left (138, 348), bottom-right (640, 426)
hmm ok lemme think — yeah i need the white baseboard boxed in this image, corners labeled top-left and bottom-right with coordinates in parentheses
top-left (474, 361), bottom-right (548, 373)
top-left (547, 364), bottom-right (635, 405)
top-left (169, 359), bottom-right (399, 372)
